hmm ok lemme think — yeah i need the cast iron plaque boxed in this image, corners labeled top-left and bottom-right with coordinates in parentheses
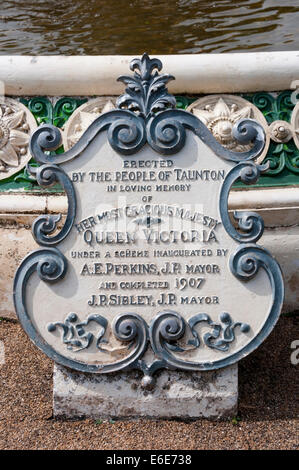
top-left (14, 54), bottom-right (284, 389)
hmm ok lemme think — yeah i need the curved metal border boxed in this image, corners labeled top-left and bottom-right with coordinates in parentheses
top-left (13, 53), bottom-right (284, 386)
top-left (29, 52), bottom-right (266, 164)
top-left (30, 114), bottom-right (265, 164)
top-left (13, 247), bottom-right (149, 374)
top-left (146, 112), bottom-right (265, 160)
top-left (28, 164), bottom-right (76, 246)
top-left (13, 243), bottom-right (283, 377)
top-left (148, 244), bottom-right (284, 372)
top-left (219, 161), bottom-right (269, 244)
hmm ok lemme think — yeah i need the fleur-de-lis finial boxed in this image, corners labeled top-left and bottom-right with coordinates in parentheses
top-left (129, 53), bottom-right (162, 81)
top-left (116, 53), bottom-right (176, 119)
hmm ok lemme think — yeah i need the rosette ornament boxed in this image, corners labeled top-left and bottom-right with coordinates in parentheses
top-left (0, 107), bottom-right (28, 171)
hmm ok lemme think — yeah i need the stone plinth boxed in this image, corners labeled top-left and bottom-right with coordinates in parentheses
top-left (53, 364), bottom-right (238, 420)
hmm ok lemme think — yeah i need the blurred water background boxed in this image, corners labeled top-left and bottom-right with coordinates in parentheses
top-left (0, 0), bottom-right (298, 54)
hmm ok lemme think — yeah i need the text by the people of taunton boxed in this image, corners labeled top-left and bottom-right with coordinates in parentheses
top-left (71, 159), bottom-right (226, 194)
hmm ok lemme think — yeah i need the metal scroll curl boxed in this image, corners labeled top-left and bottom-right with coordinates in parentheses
top-left (147, 111), bottom-right (265, 160)
top-left (219, 161), bottom-right (269, 243)
top-left (229, 243), bottom-right (284, 341)
top-left (27, 163), bottom-right (76, 246)
top-left (30, 110), bottom-right (146, 164)
top-left (13, 248), bottom-right (68, 349)
top-left (47, 312), bottom-right (109, 353)
top-left (148, 243), bottom-right (283, 372)
top-left (29, 53), bottom-right (266, 164)
top-left (30, 113), bottom-right (265, 164)
top-left (13, 247), bottom-right (149, 374)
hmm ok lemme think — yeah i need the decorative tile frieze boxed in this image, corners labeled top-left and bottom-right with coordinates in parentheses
top-left (0, 97), bottom-right (87, 191)
top-left (1, 91), bottom-right (299, 190)
top-left (291, 101), bottom-right (299, 150)
top-left (63, 97), bottom-right (116, 150)
top-left (0, 98), bottom-right (36, 180)
top-left (19, 97), bottom-right (87, 127)
top-left (269, 120), bottom-right (293, 143)
top-left (187, 95), bottom-right (270, 162)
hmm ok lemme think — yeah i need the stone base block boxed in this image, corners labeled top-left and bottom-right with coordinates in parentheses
top-left (53, 363), bottom-right (238, 420)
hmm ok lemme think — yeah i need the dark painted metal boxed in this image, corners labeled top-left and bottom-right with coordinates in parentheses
top-left (117, 53), bottom-right (176, 118)
top-left (146, 111), bottom-right (265, 159)
top-left (27, 163), bottom-right (76, 246)
top-left (47, 312), bottom-right (108, 352)
top-left (14, 53), bottom-right (284, 387)
top-left (30, 54), bottom-right (265, 162)
top-left (219, 161), bottom-right (269, 244)
top-left (30, 111), bottom-right (265, 162)
top-left (148, 242), bottom-right (283, 373)
top-left (13, 248), bottom-right (149, 374)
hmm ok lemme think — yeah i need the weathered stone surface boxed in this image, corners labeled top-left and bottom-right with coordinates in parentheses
top-left (0, 225), bottom-right (38, 319)
top-left (187, 95), bottom-right (270, 161)
top-left (53, 363), bottom-right (238, 420)
top-left (0, 52), bottom-right (298, 95)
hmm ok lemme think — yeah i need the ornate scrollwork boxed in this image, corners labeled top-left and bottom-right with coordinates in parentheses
top-left (107, 116), bottom-right (146, 155)
top-left (148, 310), bottom-right (252, 371)
top-left (230, 244), bottom-right (284, 342)
top-left (27, 163), bottom-right (76, 246)
top-left (35, 248), bottom-right (67, 283)
top-left (187, 312), bottom-right (250, 352)
top-left (13, 54), bottom-right (283, 389)
top-left (14, 249), bottom-right (149, 374)
top-left (14, 248), bottom-right (67, 320)
top-left (30, 110), bottom-right (146, 163)
top-left (147, 109), bottom-right (266, 159)
top-left (13, 242), bottom-right (283, 381)
top-left (117, 53), bottom-right (176, 118)
top-left (220, 161), bottom-right (269, 243)
top-left (29, 54), bottom-right (266, 163)
top-left (109, 313), bottom-right (149, 371)
top-left (30, 123), bottom-right (62, 158)
top-left (146, 111), bottom-right (188, 155)
top-left (48, 313), bottom-right (108, 352)
top-left (148, 242), bottom-right (283, 372)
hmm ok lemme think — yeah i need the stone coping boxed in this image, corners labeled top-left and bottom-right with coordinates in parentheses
top-left (0, 188), bottom-right (298, 228)
top-left (0, 52), bottom-right (298, 96)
